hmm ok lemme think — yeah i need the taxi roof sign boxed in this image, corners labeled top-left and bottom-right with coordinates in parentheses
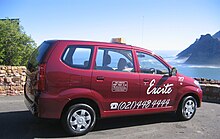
top-left (111, 38), bottom-right (126, 44)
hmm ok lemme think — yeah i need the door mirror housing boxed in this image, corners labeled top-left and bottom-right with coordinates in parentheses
top-left (170, 67), bottom-right (177, 76)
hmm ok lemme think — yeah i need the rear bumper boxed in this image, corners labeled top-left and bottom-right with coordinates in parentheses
top-left (24, 91), bottom-right (69, 119)
top-left (24, 91), bottom-right (40, 116)
top-left (24, 97), bottom-right (37, 115)
top-left (38, 94), bottom-right (68, 119)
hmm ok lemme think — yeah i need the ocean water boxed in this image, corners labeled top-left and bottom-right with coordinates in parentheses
top-left (154, 50), bottom-right (220, 80)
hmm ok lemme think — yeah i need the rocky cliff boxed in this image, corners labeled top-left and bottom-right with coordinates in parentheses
top-left (177, 31), bottom-right (220, 65)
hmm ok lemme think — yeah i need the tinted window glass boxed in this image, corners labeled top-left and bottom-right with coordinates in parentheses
top-left (95, 49), bottom-right (104, 67)
top-left (137, 52), bottom-right (169, 75)
top-left (95, 48), bottom-right (134, 72)
top-left (62, 46), bottom-right (93, 69)
top-left (28, 41), bottom-right (55, 71)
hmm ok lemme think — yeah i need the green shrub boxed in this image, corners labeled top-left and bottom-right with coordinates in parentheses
top-left (0, 19), bottom-right (36, 66)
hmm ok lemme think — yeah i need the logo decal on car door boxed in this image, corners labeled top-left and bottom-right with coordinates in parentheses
top-left (112, 81), bottom-right (128, 92)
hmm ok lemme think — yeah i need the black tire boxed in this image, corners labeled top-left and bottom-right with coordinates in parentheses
top-left (62, 104), bottom-right (96, 136)
top-left (177, 96), bottom-right (197, 121)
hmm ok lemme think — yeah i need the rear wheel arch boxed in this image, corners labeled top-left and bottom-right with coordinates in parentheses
top-left (61, 98), bottom-right (101, 119)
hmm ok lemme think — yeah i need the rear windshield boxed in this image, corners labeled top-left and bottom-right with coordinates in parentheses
top-left (27, 41), bottom-right (55, 71)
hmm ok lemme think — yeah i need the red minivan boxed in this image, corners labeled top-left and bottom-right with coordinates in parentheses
top-left (24, 40), bottom-right (202, 136)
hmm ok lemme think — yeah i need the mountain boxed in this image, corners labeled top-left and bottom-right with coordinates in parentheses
top-left (213, 31), bottom-right (220, 40)
top-left (176, 31), bottom-right (220, 65)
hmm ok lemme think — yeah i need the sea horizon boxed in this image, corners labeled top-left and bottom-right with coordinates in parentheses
top-left (154, 50), bottom-right (220, 80)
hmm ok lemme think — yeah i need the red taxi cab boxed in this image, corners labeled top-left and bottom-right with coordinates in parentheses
top-left (24, 39), bottom-right (202, 136)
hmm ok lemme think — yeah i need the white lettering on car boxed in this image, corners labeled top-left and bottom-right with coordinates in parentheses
top-left (178, 77), bottom-right (184, 85)
top-left (110, 99), bottom-right (170, 110)
top-left (146, 79), bottom-right (174, 95)
top-left (178, 77), bottom-right (184, 82)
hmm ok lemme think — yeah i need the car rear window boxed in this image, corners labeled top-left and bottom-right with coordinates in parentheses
top-left (27, 41), bottom-right (56, 71)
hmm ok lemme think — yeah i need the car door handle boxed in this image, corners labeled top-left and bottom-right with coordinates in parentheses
top-left (96, 76), bottom-right (104, 80)
top-left (143, 78), bottom-right (150, 82)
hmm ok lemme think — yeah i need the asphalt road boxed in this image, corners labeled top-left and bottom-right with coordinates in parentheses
top-left (0, 96), bottom-right (219, 139)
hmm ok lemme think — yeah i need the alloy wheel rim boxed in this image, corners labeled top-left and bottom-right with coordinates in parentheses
top-left (70, 109), bottom-right (92, 132)
top-left (183, 99), bottom-right (195, 119)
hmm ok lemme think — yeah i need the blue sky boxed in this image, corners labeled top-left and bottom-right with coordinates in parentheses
top-left (1, 0), bottom-right (220, 50)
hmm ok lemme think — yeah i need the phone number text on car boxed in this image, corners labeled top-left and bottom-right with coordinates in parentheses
top-left (110, 99), bottom-right (170, 110)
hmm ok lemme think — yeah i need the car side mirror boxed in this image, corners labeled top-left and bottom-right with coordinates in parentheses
top-left (170, 67), bottom-right (177, 76)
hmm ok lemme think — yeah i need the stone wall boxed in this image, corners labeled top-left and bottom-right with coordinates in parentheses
top-left (0, 66), bottom-right (219, 103)
top-left (195, 78), bottom-right (220, 103)
top-left (0, 66), bottom-right (26, 96)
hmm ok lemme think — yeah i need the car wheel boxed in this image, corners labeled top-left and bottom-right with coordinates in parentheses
top-left (177, 96), bottom-right (197, 121)
top-left (62, 103), bottom-right (96, 136)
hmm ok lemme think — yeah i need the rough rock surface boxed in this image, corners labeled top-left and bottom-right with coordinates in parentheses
top-left (0, 66), bottom-right (26, 96)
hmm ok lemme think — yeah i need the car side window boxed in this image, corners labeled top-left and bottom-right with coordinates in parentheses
top-left (62, 46), bottom-right (93, 69)
top-left (95, 48), bottom-right (134, 72)
top-left (137, 52), bottom-right (169, 75)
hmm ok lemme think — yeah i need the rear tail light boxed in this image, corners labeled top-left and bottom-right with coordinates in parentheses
top-left (38, 64), bottom-right (46, 91)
